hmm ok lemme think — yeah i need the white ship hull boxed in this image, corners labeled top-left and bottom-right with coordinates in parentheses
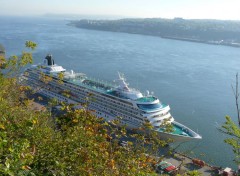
top-left (34, 88), bottom-right (201, 142)
top-left (21, 54), bottom-right (202, 142)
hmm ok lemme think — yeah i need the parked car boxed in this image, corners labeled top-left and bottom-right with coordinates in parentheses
top-left (155, 161), bottom-right (178, 175)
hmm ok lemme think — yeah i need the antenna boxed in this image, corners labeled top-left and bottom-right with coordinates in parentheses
top-left (146, 90), bottom-right (149, 96)
top-left (118, 72), bottom-right (123, 79)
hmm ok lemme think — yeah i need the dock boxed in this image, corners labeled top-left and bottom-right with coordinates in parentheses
top-left (164, 152), bottom-right (216, 175)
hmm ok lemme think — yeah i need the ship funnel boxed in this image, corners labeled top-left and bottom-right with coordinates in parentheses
top-left (45, 54), bottom-right (55, 66)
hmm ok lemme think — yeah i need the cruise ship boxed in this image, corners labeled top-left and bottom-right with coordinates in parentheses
top-left (21, 54), bottom-right (202, 142)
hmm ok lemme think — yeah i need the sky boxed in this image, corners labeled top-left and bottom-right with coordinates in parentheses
top-left (1, 0), bottom-right (240, 20)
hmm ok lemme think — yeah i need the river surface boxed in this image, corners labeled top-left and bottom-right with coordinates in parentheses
top-left (1, 16), bottom-right (240, 168)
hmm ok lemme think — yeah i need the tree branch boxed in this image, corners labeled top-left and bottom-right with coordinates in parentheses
top-left (232, 73), bottom-right (240, 127)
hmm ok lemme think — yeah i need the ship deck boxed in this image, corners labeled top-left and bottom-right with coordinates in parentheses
top-left (157, 123), bottom-right (192, 138)
top-left (136, 96), bottom-right (157, 103)
top-left (67, 77), bottom-right (115, 94)
top-left (67, 77), bottom-right (139, 100)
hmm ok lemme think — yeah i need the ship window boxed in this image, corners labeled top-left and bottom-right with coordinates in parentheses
top-left (137, 103), bottom-right (162, 111)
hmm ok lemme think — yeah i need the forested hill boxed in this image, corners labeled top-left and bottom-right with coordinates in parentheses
top-left (69, 18), bottom-right (240, 47)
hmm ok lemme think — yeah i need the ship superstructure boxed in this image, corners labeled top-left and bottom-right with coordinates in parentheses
top-left (21, 55), bottom-right (202, 142)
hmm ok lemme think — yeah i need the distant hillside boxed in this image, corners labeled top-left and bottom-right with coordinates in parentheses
top-left (69, 18), bottom-right (240, 47)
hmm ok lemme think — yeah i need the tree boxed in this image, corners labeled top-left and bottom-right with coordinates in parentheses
top-left (232, 73), bottom-right (240, 126)
top-left (220, 73), bottom-right (240, 165)
top-left (1, 42), bottom-right (168, 175)
top-left (221, 116), bottom-right (240, 164)
top-left (183, 170), bottom-right (202, 176)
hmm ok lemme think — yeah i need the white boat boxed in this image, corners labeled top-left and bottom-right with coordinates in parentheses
top-left (21, 54), bottom-right (202, 142)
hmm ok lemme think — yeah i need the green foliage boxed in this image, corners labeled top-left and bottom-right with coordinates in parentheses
top-left (0, 42), bottom-right (167, 175)
top-left (160, 118), bottom-right (174, 133)
top-left (25, 41), bottom-right (37, 50)
top-left (184, 170), bottom-right (201, 176)
top-left (0, 55), bottom-right (6, 69)
top-left (221, 116), bottom-right (240, 164)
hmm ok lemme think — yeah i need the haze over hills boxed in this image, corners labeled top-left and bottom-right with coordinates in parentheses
top-left (44, 13), bottom-right (127, 20)
top-left (69, 17), bottom-right (240, 47)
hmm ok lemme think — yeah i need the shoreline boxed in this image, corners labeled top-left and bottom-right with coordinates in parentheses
top-left (162, 36), bottom-right (240, 48)
top-left (70, 24), bottom-right (240, 48)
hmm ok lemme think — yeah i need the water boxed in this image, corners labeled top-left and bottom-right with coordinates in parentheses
top-left (1, 16), bottom-right (239, 168)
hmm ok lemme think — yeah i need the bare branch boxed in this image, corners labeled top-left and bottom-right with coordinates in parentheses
top-left (217, 127), bottom-right (239, 138)
top-left (232, 73), bottom-right (240, 127)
